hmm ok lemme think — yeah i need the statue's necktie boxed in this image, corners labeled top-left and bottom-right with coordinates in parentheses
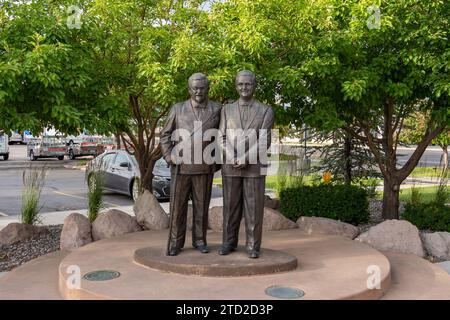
top-left (195, 107), bottom-right (204, 120)
top-left (241, 104), bottom-right (249, 126)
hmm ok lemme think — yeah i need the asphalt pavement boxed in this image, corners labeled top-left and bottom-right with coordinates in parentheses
top-left (0, 168), bottom-right (137, 216)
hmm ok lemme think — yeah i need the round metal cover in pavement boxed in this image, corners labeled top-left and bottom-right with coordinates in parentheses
top-left (83, 270), bottom-right (121, 281)
top-left (265, 285), bottom-right (305, 299)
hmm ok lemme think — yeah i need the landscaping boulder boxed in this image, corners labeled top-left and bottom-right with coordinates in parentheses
top-left (208, 206), bottom-right (226, 231)
top-left (0, 222), bottom-right (46, 245)
top-left (208, 206), bottom-right (296, 231)
top-left (264, 195), bottom-right (280, 210)
top-left (421, 232), bottom-right (450, 260)
top-left (355, 219), bottom-right (425, 257)
top-left (60, 213), bottom-right (92, 250)
top-left (296, 216), bottom-right (360, 239)
top-left (263, 208), bottom-right (298, 230)
top-left (133, 190), bottom-right (169, 230)
top-left (92, 209), bottom-right (142, 241)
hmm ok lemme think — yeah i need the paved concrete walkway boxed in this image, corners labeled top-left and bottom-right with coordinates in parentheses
top-left (2, 231), bottom-right (450, 300)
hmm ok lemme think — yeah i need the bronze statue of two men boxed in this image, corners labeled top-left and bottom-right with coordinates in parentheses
top-left (160, 71), bottom-right (275, 259)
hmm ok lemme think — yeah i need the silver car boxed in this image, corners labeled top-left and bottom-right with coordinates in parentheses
top-left (0, 134), bottom-right (9, 160)
top-left (27, 136), bottom-right (66, 161)
top-left (86, 150), bottom-right (171, 201)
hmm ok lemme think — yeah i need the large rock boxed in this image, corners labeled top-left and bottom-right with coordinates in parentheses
top-left (92, 209), bottom-right (142, 241)
top-left (60, 213), bottom-right (92, 250)
top-left (208, 206), bottom-right (296, 231)
top-left (208, 206), bottom-right (225, 231)
top-left (297, 216), bottom-right (360, 239)
top-left (263, 208), bottom-right (298, 230)
top-left (355, 219), bottom-right (425, 257)
top-left (421, 232), bottom-right (450, 260)
top-left (264, 195), bottom-right (280, 210)
top-left (133, 190), bottom-right (169, 230)
top-left (0, 222), bottom-right (45, 245)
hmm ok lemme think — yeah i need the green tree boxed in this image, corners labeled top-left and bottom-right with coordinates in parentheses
top-left (315, 127), bottom-right (381, 185)
top-left (270, 0), bottom-right (449, 219)
top-left (0, 0), bottom-right (102, 135)
top-left (84, 0), bottom-right (291, 192)
top-left (83, 0), bottom-right (235, 192)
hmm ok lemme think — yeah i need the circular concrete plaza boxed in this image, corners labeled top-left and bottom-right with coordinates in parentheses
top-left (58, 229), bottom-right (391, 300)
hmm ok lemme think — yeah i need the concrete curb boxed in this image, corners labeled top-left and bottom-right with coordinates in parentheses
top-left (63, 165), bottom-right (86, 171)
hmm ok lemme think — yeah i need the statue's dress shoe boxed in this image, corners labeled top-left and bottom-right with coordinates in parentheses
top-left (167, 247), bottom-right (180, 256)
top-left (218, 246), bottom-right (235, 255)
top-left (248, 251), bottom-right (260, 259)
top-left (194, 245), bottom-right (210, 253)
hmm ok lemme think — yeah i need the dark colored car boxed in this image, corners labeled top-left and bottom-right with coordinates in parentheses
top-left (86, 150), bottom-right (170, 201)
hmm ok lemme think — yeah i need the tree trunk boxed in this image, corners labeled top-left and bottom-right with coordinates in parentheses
top-left (141, 161), bottom-right (155, 192)
top-left (382, 179), bottom-right (400, 219)
top-left (116, 132), bottom-right (121, 150)
top-left (344, 134), bottom-right (352, 184)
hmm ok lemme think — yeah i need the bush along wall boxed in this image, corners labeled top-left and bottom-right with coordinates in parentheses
top-left (280, 184), bottom-right (369, 225)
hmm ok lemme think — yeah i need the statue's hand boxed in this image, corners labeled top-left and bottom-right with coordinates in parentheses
top-left (233, 159), bottom-right (247, 170)
top-left (164, 155), bottom-right (175, 166)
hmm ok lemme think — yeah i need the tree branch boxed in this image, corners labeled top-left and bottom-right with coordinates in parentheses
top-left (361, 126), bottom-right (388, 178)
top-left (398, 125), bottom-right (446, 179)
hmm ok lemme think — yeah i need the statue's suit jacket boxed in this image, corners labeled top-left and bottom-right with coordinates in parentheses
top-left (160, 100), bottom-right (222, 174)
top-left (219, 100), bottom-right (275, 176)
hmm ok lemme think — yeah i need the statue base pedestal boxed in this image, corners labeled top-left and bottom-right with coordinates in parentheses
top-left (56, 230), bottom-right (391, 300)
top-left (134, 246), bottom-right (297, 277)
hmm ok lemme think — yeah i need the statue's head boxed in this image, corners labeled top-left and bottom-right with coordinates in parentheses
top-left (188, 73), bottom-right (209, 104)
top-left (235, 70), bottom-right (256, 100)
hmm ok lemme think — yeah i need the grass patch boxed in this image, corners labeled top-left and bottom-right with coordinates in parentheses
top-left (376, 186), bottom-right (449, 203)
top-left (21, 166), bottom-right (47, 225)
top-left (214, 174), bottom-right (322, 190)
top-left (410, 167), bottom-right (449, 178)
top-left (77, 160), bottom-right (88, 167)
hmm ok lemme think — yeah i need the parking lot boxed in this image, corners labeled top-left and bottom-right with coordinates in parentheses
top-left (0, 145), bottom-right (222, 217)
top-left (0, 144), bottom-right (137, 216)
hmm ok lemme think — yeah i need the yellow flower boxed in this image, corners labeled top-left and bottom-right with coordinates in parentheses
top-left (323, 171), bottom-right (332, 183)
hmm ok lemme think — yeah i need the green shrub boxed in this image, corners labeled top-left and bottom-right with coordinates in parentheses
top-left (409, 184), bottom-right (423, 205)
top-left (87, 171), bottom-right (104, 223)
top-left (402, 202), bottom-right (450, 232)
top-left (280, 184), bottom-right (369, 225)
top-left (275, 174), bottom-right (287, 199)
top-left (434, 181), bottom-right (449, 206)
top-left (401, 172), bottom-right (450, 232)
top-left (21, 166), bottom-right (47, 225)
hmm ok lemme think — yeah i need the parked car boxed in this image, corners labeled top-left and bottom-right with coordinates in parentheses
top-left (86, 150), bottom-right (171, 201)
top-left (27, 136), bottom-right (67, 161)
top-left (67, 137), bottom-right (101, 160)
top-left (0, 134), bottom-right (9, 160)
